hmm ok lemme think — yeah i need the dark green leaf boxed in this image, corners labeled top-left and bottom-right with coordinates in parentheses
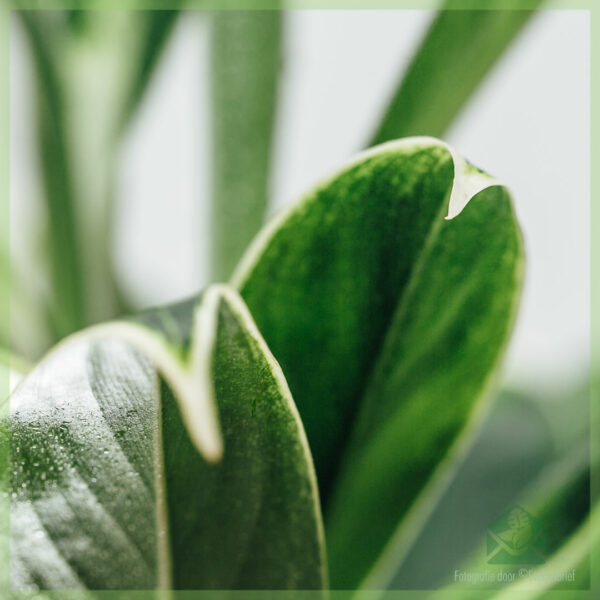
top-left (233, 137), bottom-right (524, 587)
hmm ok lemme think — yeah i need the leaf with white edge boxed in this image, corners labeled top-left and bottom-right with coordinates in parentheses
top-left (232, 137), bottom-right (524, 588)
top-left (5, 285), bottom-right (326, 591)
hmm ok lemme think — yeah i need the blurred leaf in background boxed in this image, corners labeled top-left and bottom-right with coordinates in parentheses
top-left (432, 378), bottom-right (593, 595)
top-left (10, 4), bottom-right (548, 359)
top-left (13, 9), bottom-right (182, 357)
top-left (370, 2), bottom-right (545, 145)
top-left (210, 8), bottom-right (282, 280)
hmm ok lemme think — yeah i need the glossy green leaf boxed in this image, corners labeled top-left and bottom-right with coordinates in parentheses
top-left (210, 9), bottom-right (282, 280)
top-left (370, 5), bottom-right (544, 145)
top-left (233, 137), bottom-right (524, 588)
top-left (5, 285), bottom-right (326, 590)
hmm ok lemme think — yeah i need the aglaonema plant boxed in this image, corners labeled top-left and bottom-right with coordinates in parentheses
top-left (4, 138), bottom-right (525, 591)
top-left (10, 5), bottom-right (592, 597)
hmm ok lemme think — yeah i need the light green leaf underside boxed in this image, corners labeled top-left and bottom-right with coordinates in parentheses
top-left (6, 285), bottom-right (326, 590)
top-left (370, 4), bottom-right (544, 144)
top-left (233, 137), bottom-right (524, 588)
top-left (210, 9), bottom-right (282, 280)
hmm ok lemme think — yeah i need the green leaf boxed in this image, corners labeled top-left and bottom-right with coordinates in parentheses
top-left (15, 10), bottom-right (183, 348)
top-left (370, 5), bottom-right (544, 145)
top-left (17, 11), bottom-right (86, 338)
top-left (233, 137), bottom-right (524, 588)
top-left (210, 9), bottom-right (282, 280)
top-left (384, 389), bottom-right (555, 589)
top-left (116, 9), bottom-right (182, 136)
top-left (5, 285), bottom-right (326, 590)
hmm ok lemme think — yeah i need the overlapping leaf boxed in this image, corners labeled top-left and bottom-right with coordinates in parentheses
top-left (5, 286), bottom-right (326, 591)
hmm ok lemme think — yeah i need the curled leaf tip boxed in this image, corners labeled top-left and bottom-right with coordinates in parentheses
top-left (443, 143), bottom-right (505, 220)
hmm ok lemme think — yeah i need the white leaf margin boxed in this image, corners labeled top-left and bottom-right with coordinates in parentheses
top-left (231, 136), bottom-right (505, 289)
top-left (9, 287), bottom-right (226, 462)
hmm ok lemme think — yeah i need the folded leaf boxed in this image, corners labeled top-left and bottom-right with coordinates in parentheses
top-left (5, 285), bottom-right (326, 590)
top-left (233, 137), bottom-right (524, 587)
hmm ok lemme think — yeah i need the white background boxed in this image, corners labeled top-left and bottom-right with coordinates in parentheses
top-left (11, 10), bottom-right (591, 392)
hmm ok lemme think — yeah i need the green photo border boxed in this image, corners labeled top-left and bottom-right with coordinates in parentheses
top-left (0, 2), bottom-right (595, 599)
